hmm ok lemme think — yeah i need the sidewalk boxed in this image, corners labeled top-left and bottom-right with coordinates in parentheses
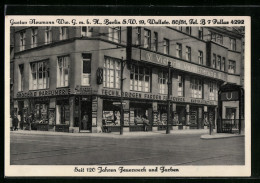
top-left (10, 129), bottom-right (209, 138)
top-left (200, 133), bottom-right (244, 140)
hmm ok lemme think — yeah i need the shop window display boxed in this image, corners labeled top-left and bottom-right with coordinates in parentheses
top-left (103, 111), bottom-right (120, 126)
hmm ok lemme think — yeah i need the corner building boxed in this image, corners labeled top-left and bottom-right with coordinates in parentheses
top-left (12, 26), bottom-right (243, 132)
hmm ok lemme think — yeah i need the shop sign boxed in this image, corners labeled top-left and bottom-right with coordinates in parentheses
top-left (16, 88), bottom-right (71, 98)
top-left (220, 91), bottom-right (239, 101)
top-left (102, 89), bottom-right (217, 105)
top-left (138, 50), bottom-right (227, 81)
top-left (75, 86), bottom-right (95, 95)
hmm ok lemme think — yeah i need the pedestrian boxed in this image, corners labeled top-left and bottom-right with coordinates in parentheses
top-left (142, 114), bottom-right (149, 131)
top-left (82, 113), bottom-right (88, 130)
top-left (13, 114), bottom-right (19, 131)
top-left (28, 113), bottom-right (34, 131)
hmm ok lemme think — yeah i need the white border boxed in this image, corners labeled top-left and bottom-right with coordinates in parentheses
top-left (5, 16), bottom-right (251, 177)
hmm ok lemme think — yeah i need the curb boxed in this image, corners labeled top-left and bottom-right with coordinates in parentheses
top-left (200, 134), bottom-right (244, 140)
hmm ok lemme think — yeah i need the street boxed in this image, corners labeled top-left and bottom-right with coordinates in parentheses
top-left (10, 131), bottom-right (245, 165)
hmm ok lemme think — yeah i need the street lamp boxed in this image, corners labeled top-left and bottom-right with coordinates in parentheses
top-left (166, 62), bottom-right (171, 134)
top-left (120, 57), bottom-right (126, 135)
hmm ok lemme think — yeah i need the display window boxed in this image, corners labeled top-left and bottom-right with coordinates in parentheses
top-left (56, 100), bottom-right (70, 125)
top-left (129, 102), bottom-right (151, 126)
top-left (175, 106), bottom-right (186, 125)
top-left (102, 100), bottom-right (120, 126)
top-left (157, 105), bottom-right (167, 125)
top-left (34, 103), bottom-right (48, 123)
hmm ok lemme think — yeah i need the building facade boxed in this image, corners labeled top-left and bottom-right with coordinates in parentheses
top-left (11, 26), bottom-right (243, 132)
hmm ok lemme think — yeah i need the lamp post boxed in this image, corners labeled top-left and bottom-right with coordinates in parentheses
top-left (120, 57), bottom-right (126, 135)
top-left (166, 62), bottom-right (171, 134)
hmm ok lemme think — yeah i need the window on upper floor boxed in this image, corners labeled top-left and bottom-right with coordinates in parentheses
top-left (153, 32), bottom-right (158, 51)
top-left (31, 28), bottom-right (38, 48)
top-left (190, 78), bottom-right (203, 99)
top-left (163, 38), bottom-right (169, 55)
top-left (19, 31), bottom-right (26, 51)
top-left (185, 27), bottom-right (192, 35)
top-left (103, 57), bottom-right (121, 89)
top-left (198, 51), bottom-right (203, 64)
top-left (178, 75), bottom-right (184, 97)
top-left (176, 26), bottom-right (182, 31)
top-left (30, 61), bottom-right (49, 90)
top-left (135, 27), bottom-right (141, 45)
top-left (209, 31), bottom-right (223, 45)
top-left (217, 55), bottom-right (221, 70)
top-left (158, 70), bottom-right (168, 95)
top-left (108, 27), bottom-right (121, 43)
top-left (176, 43), bottom-right (182, 58)
top-left (82, 54), bottom-right (91, 86)
top-left (57, 56), bottom-right (70, 87)
top-left (144, 29), bottom-right (151, 49)
top-left (186, 46), bottom-right (191, 61)
top-left (18, 64), bottom-right (24, 91)
top-left (81, 26), bottom-right (93, 37)
top-left (130, 65), bottom-right (151, 92)
top-left (60, 27), bottom-right (68, 40)
top-left (221, 57), bottom-right (225, 71)
top-left (198, 27), bottom-right (203, 39)
top-left (209, 81), bottom-right (218, 101)
top-left (228, 60), bottom-right (236, 74)
top-left (230, 38), bottom-right (236, 51)
top-left (45, 27), bottom-right (52, 44)
top-left (212, 54), bottom-right (216, 69)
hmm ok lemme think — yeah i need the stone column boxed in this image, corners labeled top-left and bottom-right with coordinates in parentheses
top-left (92, 96), bottom-right (102, 133)
top-left (69, 96), bottom-right (75, 132)
top-left (186, 104), bottom-right (190, 129)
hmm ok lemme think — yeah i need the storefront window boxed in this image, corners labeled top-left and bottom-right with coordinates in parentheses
top-left (56, 101), bottom-right (70, 125)
top-left (157, 105), bottom-right (167, 125)
top-left (130, 65), bottom-right (151, 92)
top-left (30, 61), bottom-right (49, 90)
top-left (103, 57), bottom-right (121, 89)
top-left (102, 100), bottom-right (120, 126)
top-left (34, 103), bottom-right (48, 123)
top-left (158, 70), bottom-right (168, 94)
top-left (82, 53), bottom-right (91, 86)
top-left (190, 78), bottom-right (203, 98)
top-left (57, 56), bottom-right (70, 87)
top-left (175, 105), bottom-right (186, 125)
top-left (130, 108), bottom-right (149, 126)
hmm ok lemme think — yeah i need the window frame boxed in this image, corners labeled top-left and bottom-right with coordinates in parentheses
top-left (153, 32), bottom-right (158, 51)
top-left (186, 46), bottom-right (191, 61)
top-left (29, 60), bottom-right (50, 90)
top-left (103, 56), bottom-right (121, 89)
top-left (108, 27), bottom-right (121, 43)
top-left (45, 27), bottom-right (52, 44)
top-left (178, 75), bottom-right (184, 97)
top-left (198, 50), bottom-right (203, 64)
top-left (217, 55), bottom-right (221, 70)
top-left (228, 60), bottom-right (236, 74)
top-left (163, 38), bottom-right (170, 55)
top-left (31, 28), bottom-right (38, 48)
top-left (212, 54), bottom-right (216, 69)
top-left (130, 65), bottom-right (151, 92)
top-left (81, 54), bottom-right (91, 86)
top-left (18, 64), bottom-right (24, 91)
top-left (230, 38), bottom-right (236, 51)
top-left (190, 78), bottom-right (203, 99)
top-left (135, 27), bottom-right (141, 45)
top-left (144, 29), bottom-right (151, 49)
top-left (221, 57), bottom-right (225, 71)
top-left (176, 43), bottom-right (182, 58)
top-left (57, 56), bottom-right (70, 88)
top-left (198, 27), bottom-right (203, 39)
top-left (158, 70), bottom-right (168, 94)
top-left (60, 27), bottom-right (68, 40)
top-left (19, 31), bottom-right (26, 51)
top-left (81, 26), bottom-right (93, 37)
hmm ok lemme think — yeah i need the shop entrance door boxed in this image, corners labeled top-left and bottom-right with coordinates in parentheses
top-left (81, 101), bottom-right (92, 131)
top-left (190, 107), bottom-right (198, 129)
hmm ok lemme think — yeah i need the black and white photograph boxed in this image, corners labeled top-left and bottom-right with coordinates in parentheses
top-left (5, 16), bottom-right (251, 177)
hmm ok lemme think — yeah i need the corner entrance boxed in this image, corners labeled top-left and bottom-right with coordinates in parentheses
top-left (80, 101), bottom-right (92, 132)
